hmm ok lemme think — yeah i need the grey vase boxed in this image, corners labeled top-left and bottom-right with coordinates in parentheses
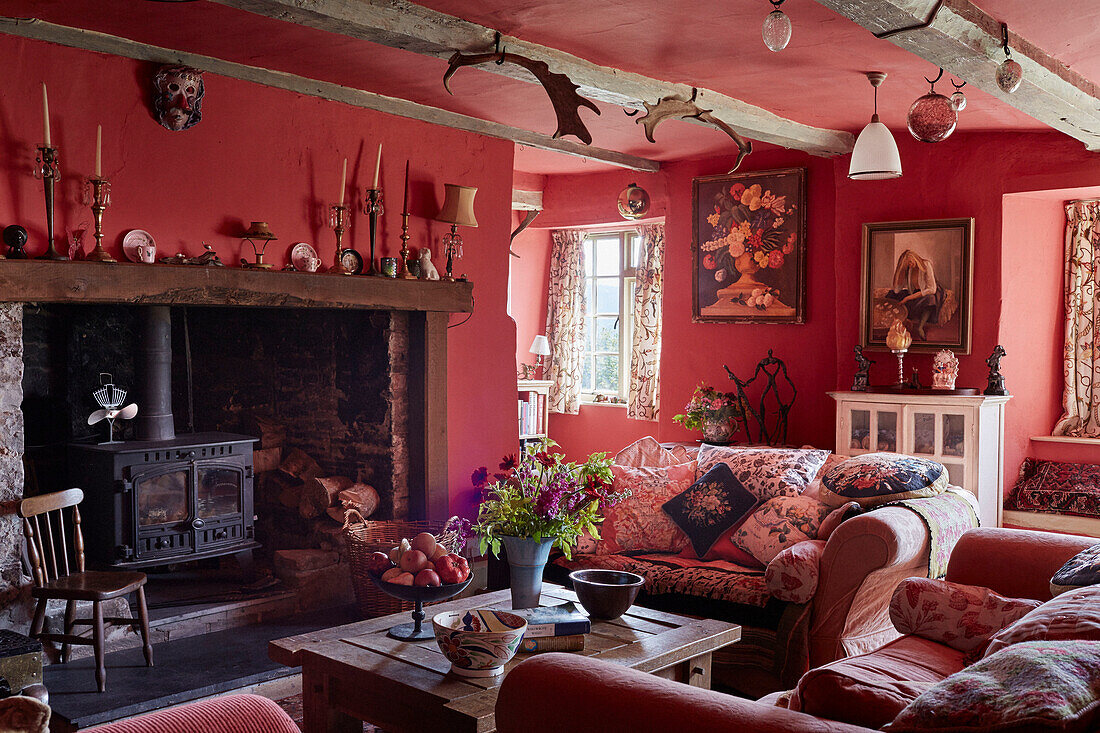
top-left (501, 536), bottom-right (555, 609)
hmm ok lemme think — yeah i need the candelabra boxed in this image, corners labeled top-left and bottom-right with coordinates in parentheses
top-left (82, 177), bottom-right (116, 262)
top-left (329, 204), bottom-right (349, 274)
top-left (441, 226), bottom-right (463, 282)
top-left (399, 211), bottom-right (416, 279)
top-left (363, 188), bottom-right (383, 276)
top-left (34, 145), bottom-right (66, 260)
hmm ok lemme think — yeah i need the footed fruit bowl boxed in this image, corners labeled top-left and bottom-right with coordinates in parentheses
top-left (368, 576), bottom-right (473, 640)
top-left (432, 608), bottom-right (528, 677)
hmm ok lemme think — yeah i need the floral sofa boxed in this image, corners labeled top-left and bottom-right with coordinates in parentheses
top-left (501, 528), bottom-right (1100, 732)
top-left (546, 438), bottom-right (979, 696)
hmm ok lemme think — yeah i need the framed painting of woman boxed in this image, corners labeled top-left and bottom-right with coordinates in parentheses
top-left (860, 218), bottom-right (974, 354)
top-left (691, 167), bottom-right (807, 323)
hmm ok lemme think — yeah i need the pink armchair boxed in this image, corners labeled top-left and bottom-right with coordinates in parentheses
top-left (85, 694), bottom-right (298, 733)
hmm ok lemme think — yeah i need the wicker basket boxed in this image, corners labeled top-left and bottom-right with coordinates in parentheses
top-left (344, 518), bottom-right (447, 618)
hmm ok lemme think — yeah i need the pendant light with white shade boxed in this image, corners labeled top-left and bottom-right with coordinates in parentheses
top-left (848, 71), bottom-right (902, 180)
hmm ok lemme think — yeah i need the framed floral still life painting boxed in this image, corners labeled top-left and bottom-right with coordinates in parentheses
top-left (692, 167), bottom-right (806, 323)
top-left (860, 218), bottom-right (974, 354)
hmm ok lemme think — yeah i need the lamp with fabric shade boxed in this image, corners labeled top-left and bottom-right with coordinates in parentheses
top-left (848, 71), bottom-right (902, 181)
top-left (435, 183), bottom-right (478, 282)
top-left (529, 334), bottom-right (551, 378)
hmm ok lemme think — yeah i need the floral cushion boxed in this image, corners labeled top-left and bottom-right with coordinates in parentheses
top-left (599, 462), bottom-right (695, 554)
top-left (889, 578), bottom-right (1040, 654)
top-left (697, 445), bottom-right (830, 502)
top-left (613, 436), bottom-right (684, 468)
top-left (884, 641), bottom-right (1100, 732)
top-left (1050, 543), bottom-right (1100, 596)
top-left (765, 539), bottom-right (824, 603)
top-left (983, 585), bottom-right (1100, 659)
top-left (820, 453), bottom-right (948, 509)
top-left (1005, 458), bottom-right (1100, 519)
top-left (662, 463), bottom-right (758, 558)
top-left (732, 495), bottom-right (832, 565)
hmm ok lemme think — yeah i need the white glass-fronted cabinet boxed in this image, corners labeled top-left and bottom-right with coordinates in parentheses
top-left (829, 392), bottom-right (1011, 528)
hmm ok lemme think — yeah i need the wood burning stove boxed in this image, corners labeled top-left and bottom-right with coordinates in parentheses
top-left (70, 433), bottom-right (259, 568)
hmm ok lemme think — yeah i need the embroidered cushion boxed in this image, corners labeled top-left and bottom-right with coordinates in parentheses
top-left (889, 578), bottom-right (1040, 654)
top-left (732, 495), bottom-right (831, 565)
top-left (983, 585), bottom-right (1100, 659)
top-left (765, 539), bottom-right (825, 603)
top-left (1005, 458), bottom-right (1100, 518)
top-left (820, 453), bottom-right (948, 508)
top-left (662, 464), bottom-right (758, 559)
top-left (1050, 543), bottom-right (1100, 596)
top-left (613, 437), bottom-right (684, 468)
top-left (599, 462), bottom-right (695, 554)
top-left (884, 641), bottom-right (1100, 732)
top-left (697, 445), bottom-right (830, 502)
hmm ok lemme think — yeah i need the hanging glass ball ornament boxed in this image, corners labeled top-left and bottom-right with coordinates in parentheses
top-left (762, 8), bottom-right (792, 52)
top-left (907, 91), bottom-right (957, 143)
top-left (997, 58), bottom-right (1023, 93)
top-left (617, 183), bottom-right (651, 220)
top-left (950, 90), bottom-right (967, 111)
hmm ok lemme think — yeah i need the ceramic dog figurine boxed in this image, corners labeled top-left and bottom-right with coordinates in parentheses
top-left (419, 248), bottom-right (440, 280)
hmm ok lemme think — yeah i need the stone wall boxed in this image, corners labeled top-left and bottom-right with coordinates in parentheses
top-left (0, 304), bottom-right (29, 628)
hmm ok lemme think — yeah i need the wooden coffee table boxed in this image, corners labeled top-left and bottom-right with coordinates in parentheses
top-left (270, 584), bottom-right (741, 733)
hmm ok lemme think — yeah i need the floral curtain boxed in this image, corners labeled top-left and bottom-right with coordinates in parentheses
top-left (628, 224), bottom-right (665, 421)
top-left (1054, 200), bottom-right (1100, 436)
top-left (545, 229), bottom-right (587, 415)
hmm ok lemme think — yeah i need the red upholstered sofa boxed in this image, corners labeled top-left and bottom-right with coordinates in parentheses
top-left (85, 694), bottom-right (298, 733)
top-left (498, 528), bottom-right (1097, 732)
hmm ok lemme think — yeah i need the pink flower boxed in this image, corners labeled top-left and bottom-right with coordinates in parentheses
top-left (768, 250), bottom-right (784, 268)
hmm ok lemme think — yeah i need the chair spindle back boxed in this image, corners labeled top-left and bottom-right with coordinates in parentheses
top-left (19, 488), bottom-right (86, 587)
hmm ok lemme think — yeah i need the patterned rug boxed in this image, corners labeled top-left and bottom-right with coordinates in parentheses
top-left (880, 489), bottom-right (979, 578)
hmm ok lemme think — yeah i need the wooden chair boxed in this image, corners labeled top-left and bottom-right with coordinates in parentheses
top-left (19, 488), bottom-right (153, 692)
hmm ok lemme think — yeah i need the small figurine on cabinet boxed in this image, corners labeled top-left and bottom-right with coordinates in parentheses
top-left (984, 345), bottom-right (1009, 396)
top-left (852, 345), bottom-right (874, 391)
top-left (419, 248), bottom-right (440, 280)
top-left (153, 65), bottom-right (205, 131)
top-left (907, 368), bottom-right (921, 390)
top-left (932, 349), bottom-right (959, 390)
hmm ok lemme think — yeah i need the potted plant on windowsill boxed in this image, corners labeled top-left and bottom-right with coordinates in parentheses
top-left (472, 441), bottom-right (620, 609)
top-left (673, 382), bottom-right (747, 445)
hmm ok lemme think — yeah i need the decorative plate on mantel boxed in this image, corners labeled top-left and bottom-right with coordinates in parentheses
top-left (289, 242), bottom-right (319, 272)
top-left (339, 249), bottom-right (364, 275)
top-left (122, 229), bottom-right (156, 263)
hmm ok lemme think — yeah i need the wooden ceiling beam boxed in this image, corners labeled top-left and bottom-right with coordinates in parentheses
top-left (813, 0), bottom-right (1100, 151)
top-left (0, 16), bottom-right (660, 172)
top-left (208, 0), bottom-right (855, 156)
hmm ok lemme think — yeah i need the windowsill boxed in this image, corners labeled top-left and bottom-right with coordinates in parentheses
top-left (580, 400), bottom-right (628, 409)
top-left (1031, 435), bottom-right (1100, 445)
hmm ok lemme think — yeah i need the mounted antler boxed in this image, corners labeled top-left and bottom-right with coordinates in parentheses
top-left (634, 90), bottom-right (753, 172)
top-left (444, 50), bottom-right (601, 144)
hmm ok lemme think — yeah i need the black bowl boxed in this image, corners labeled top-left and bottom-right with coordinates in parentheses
top-left (569, 569), bottom-right (645, 620)
top-left (368, 574), bottom-right (473, 603)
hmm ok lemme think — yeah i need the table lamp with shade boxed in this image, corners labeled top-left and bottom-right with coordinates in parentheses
top-left (435, 183), bottom-right (477, 282)
top-left (530, 335), bottom-right (551, 378)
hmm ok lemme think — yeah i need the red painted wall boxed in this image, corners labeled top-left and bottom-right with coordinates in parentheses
top-left (509, 218), bottom-right (552, 371)
top-left (1, 35), bottom-right (517, 519)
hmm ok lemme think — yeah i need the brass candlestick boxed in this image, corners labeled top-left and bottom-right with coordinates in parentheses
top-left (399, 211), bottom-right (416, 279)
top-left (329, 204), bottom-right (349, 274)
top-left (34, 145), bottom-right (66, 260)
top-left (363, 188), bottom-right (383, 276)
top-left (83, 177), bottom-right (116, 262)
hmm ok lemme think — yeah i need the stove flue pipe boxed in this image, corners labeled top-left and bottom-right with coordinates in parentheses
top-left (135, 305), bottom-right (176, 441)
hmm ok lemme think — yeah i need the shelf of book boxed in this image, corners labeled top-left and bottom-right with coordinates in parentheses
top-left (518, 379), bottom-right (552, 449)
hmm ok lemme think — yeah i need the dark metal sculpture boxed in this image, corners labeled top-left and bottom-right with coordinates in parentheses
top-left (724, 350), bottom-right (796, 446)
top-left (443, 39), bottom-right (600, 144)
top-left (852, 345), bottom-right (874, 391)
top-left (984, 344), bottom-right (1008, 395)
top-left (630, 89), bottom-right (753, 173)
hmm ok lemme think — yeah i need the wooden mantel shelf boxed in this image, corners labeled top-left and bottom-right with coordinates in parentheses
top-left (0, 260), bottom-right (472, 312)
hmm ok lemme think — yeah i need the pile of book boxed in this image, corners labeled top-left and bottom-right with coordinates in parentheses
top-left (512, 602), bottom-right (590, 652)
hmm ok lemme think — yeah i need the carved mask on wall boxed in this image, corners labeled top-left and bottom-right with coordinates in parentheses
top-left (153, 65), bottom-right (205, 131)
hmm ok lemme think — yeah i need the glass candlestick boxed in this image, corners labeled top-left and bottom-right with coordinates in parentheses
top-left (329, 204), bottom-right (349, 274)
top-left (34, 145), bottom-right (66, 260)
top-left (82, 177), bottom-right (116, 262)
top-left (891, 349), bottom-right (908, 386)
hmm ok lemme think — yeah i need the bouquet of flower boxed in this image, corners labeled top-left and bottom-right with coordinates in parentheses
top-left (699, 182), bottom-right (798, 289)
top-left (672, 382), bottom-right (746, 433)
top-left (472, 440), bottom-right (621, 560)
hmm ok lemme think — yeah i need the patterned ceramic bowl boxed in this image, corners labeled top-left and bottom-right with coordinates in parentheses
top-left (432, 608), bottom-right (528, 678)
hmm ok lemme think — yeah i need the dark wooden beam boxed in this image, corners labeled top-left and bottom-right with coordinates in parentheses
top-left (406, 311), bottom-right (450, 522)
top-left (0, 261), bottom-right (472, 312)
